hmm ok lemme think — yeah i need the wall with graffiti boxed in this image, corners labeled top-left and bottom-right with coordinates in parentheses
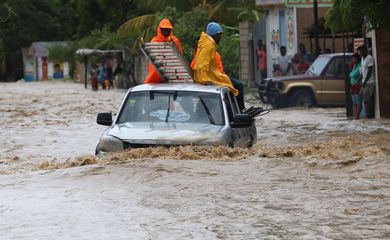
top-left (264, 7), bottom-right (297, 77)
top-left (21, 42), bottom-right (70, 81)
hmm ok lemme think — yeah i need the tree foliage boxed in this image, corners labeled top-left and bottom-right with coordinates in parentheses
top-left (0, 0), bottom-right (78, 80)
top-left (0, 0), bottom-right (259, 81)
top-left (148, 7), bottom-right (240, 78)
top-left (326, 0), bottom-right (390, 32)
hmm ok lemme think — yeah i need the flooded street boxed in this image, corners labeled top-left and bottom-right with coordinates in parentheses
top-left (1, 81), bottom-right (389, 239)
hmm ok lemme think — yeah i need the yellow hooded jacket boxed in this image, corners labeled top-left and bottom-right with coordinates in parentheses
top-left (193, 32), bottom-right (238, 96)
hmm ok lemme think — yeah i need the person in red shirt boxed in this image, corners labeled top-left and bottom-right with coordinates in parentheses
top-left (256, 40), bottom-right (267, 79)
top-left (144, 18), bottom-right (183, 84)
top-left (292, 53), bottom-right (309, 75)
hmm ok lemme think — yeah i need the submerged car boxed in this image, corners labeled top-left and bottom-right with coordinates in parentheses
top-left (96, 83), bottom-right (258, 154)
top-left (258, 53), bottom-right (352, 108)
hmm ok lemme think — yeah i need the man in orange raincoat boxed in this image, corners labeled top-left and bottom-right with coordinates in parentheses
top-left (144, 18), bottom-right (183, 84)
top-left (193, 22), bottom-right (245, 110)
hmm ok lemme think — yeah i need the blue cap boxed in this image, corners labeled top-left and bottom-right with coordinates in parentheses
top-left (206, 22), bottom-right (223, 36)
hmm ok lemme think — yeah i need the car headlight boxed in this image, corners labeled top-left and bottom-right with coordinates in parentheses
top-left (99, 135), bottom-right (124, 152)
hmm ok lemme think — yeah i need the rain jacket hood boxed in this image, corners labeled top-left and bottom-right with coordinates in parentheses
top-left (144, 19), bottom-right (183, 84)
top-left (153, 18), bottom-right (174, 42)
top-left (193, 32), bottom-right (238, 96)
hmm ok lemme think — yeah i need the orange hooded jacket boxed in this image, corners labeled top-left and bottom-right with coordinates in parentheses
top-left (191, 51), bottom-right (224, 73)
top-left (144, 19), bottom-right (183, 84)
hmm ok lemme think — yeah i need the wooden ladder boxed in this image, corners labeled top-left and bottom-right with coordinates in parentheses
top-left (140, 41), bottom-right (194, 83)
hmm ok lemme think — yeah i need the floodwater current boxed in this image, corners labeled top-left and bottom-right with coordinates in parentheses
top-left (0, 81), bottom-right (389, 239)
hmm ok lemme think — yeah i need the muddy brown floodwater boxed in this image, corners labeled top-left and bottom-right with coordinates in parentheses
top-left (1, 81), bottom-right (389, 239)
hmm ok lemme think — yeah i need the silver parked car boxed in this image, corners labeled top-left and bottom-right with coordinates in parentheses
top-left (96, 83), bottom-right (259, 154)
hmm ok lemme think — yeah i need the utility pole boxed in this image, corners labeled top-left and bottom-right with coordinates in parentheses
top-left (313, 0), bottom-right (320, 57)
top-left (84, 55), bottom-right (88, 89)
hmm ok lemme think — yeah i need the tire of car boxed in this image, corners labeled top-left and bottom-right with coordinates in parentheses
top-left (95, 144), bottom-right (101, 155)
top-left (288, 89), bottom-right (316, 108)
top-left (247, 135), bottom-right (254, 148)
top-left (270, 98), bottom-right (285, 109)
top-left (258, 87), bottom-right (263, 101)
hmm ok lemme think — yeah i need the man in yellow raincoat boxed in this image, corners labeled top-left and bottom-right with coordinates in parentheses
top-left (144, 18), bottom-right (183, 84)
top-left (194, 22), bottom-right (245, 110)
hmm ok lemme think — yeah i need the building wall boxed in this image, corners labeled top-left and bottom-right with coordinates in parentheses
top-left (376, 29), bottom-right (390, 118)
top-left (296, 7), bottom-right (351, 54)
top-left (249, 4), bottom-right (360, 81)
top-left (260, 7), bottom-right (297, 78)
top-left (239, 21), bottom-right (255, 87)
top-left (134, 55), bottom-right (148, 85)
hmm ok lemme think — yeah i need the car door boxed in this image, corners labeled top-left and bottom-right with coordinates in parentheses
top-left (320, 57), bottom-right (348, 105)
top-left (226, 92), bottom-right (248, 148)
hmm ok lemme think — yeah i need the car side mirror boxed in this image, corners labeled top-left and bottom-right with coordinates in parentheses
top-left (231, 113), bottom-right (254, 128)
top-left (97, 112), bottom-right (113, 126)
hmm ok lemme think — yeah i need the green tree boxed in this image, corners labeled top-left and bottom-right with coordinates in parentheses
top-left (117, 0), bottom-right (260, 79)
top-left (326, 0), bottom-right (390, 32)
top-left (76, 0), bottom-right (144, 38)
top-left (0, 0), bottom-right (78, 80)
top-left (118, 0), bottom-right (261, 40)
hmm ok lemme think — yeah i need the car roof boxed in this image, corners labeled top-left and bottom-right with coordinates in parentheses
top-left (130, 83), bottom-right (228, 94)
top-left (318, 53), bottom-right (353, 58)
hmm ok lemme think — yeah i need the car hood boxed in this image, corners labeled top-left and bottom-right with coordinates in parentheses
top-left (107, 122), bottom-right (223, 145)
top-left (270, 74), bottom-right (317, 82)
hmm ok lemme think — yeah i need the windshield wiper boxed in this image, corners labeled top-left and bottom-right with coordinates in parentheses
top-left (198, 96), bottom-right (215, 125)
top-left (165, 95), bottom-right (171, 122)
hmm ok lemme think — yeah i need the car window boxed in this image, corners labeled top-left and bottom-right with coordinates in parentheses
top-left (228, 92), bottom-right (239, 114)
top-left (323, 57), bottom-right (349, 79)
top-left (307, 56), bottom-right (329, 76)
top-left (118, 91), bottom-right (224, 125)
top-left (223, 93), bottom-right (234, 121)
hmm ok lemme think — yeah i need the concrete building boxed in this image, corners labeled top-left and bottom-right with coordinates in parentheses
top-left (21, 42), bottom-right (70, 81)
top-left (366, 29), bottom-right (390, 118)
top-left (238, 0), bottom-right (389, 118)
top-left (240, 0), bottom-right (352, 86)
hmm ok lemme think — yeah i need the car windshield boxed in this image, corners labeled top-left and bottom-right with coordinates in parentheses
top-left (118, 90), bottom-right (224, 125)
top-left (306, 55), bottom-right (330, 76)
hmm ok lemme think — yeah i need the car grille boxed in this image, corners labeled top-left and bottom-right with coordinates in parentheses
top-left (123, 142), bottom-right (154, 149)
top-left (122, 141), bottom-right (182, 149)
top-left (258, 79), bottom-right (276, 103)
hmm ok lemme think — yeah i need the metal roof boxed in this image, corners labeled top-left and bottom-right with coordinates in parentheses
top-left (76, 48), bottom-right (124, 56)
top-left (319, 53), bottom-right (353, 58)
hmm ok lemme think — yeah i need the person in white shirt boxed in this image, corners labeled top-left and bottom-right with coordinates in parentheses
top-left (274, 46), bottom-right (292, 76)
top-left (358, 45), bottom-right (376, 118)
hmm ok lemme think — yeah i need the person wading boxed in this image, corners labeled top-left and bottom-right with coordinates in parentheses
top-left (144, 18), bottom-right (183, 84)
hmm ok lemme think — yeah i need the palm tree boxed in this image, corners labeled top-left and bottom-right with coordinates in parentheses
top-left (326, 0), bottom-right (390, 32)
top-left (117, 0), bottom-right (262, 41)
top-left (325, 0), bottom-right (362, 33)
